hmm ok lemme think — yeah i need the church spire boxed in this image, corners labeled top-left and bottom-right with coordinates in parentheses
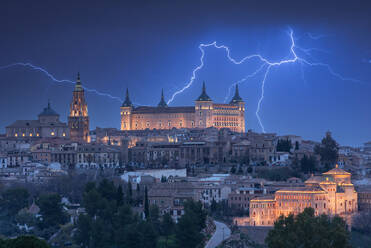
top-left (230, 84), bottom-right (243, 104)
top-left (74, 72), bottom-right (83, 91)
top-left (158, 89), bottom-right (168, 107)
top-left (196, 81), bottom-right (212, 101)
top-left (122, 88), bottom-right (133, 107)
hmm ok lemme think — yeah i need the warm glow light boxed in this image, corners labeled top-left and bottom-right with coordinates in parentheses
top-left (29, 133), bottom-right (33, 137)
top-left (51, 132), bottom-right (55, 136)
top-left (62, 133), bottom-right (66, 137)
top-left (22, 133), bottom-right (25, 137)
top-left (36, 133), bottom-right (39, 137)
top-left (15, 133), bottom-right (18, 137)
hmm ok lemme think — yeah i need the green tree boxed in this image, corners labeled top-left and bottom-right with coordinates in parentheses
top-left (266, 208), bottom-right (351, 248)
top-left (149, 205), bottom-right (160, 225)
top-left (315, 131), bottom-right (339, 171)
top-left (37, 193), bottom-right (67, 228)
top-left (1, 188), bottom-right (29, 216)
top-left (75, 214), bottom-right (92, 248)
top-left (300, 155), bottom-right (317, 173)
top-left (175, 200), bottom-right (206, 248)
top-left (5, 236), bottom-right (49, 248)
top-left (144, 186), bottom-right (149, 220)
top-left (127, 182), bottom-right (133, 205)
top-left (276, 139), bottom-right (292, 153)
top-left (161, 176), bottom-right (167, 183)
top-left (117, 185), bottom-right (124, 207)
top-left (160, 213), bottom-right (175, 237)
top-left (83, 189), bottom-right (102, 217)
top-left (295, 141), bottom-right (300, 150)
top-left (97, 179), bottom-right (117, 202)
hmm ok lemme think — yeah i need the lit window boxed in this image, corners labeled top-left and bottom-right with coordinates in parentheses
top-left (62, 133), bottom-right (66, 137)
top-left (15, 133), bottom-right (18, 137)
top-left (22, 133), bottom-right (25, 137)
top-left (36, 133), bottom-right (40, 137)
top-left (29, 133), bottom-right (33, 137)
top-left (51, 132), bottom-right (55, 136)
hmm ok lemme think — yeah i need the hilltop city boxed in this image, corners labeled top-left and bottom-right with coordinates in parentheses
top-left (1, 74), bottom-right (370, 247)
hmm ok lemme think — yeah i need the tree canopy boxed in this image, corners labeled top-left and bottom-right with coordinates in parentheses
top-left (315, 131), bottom-right (339, 171)
top-left (266, 208), bottom-right (351, 248)
top-left (276, 139), bottom-right (292, 153)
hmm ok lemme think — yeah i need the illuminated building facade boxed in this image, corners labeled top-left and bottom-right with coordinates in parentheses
top-left (6, 101), bottom-right (69, 139)
top-left (68, 73), bottom-right (90, 143)
top-left (249, 165), bottom-right (358, 226)
top-left (120, 83), bottom-right (245, 133)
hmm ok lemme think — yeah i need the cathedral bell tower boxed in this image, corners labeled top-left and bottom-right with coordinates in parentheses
top-left (68, 73), bottom-right (90, 142)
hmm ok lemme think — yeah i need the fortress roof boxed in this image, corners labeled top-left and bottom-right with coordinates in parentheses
top-left (132, 106), bottom-right (195, 114)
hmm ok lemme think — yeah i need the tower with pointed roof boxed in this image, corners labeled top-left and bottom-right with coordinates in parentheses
top-left (157, 89), bottom-right (168, 108)
top-left (195, 82), bottom-right (213, 128)
top-left (68, 73), bottom-right (89, 142)
top-left (120, 88), bottom-right (133, 130)
top-left (230, 84), bottom-right (245, 132)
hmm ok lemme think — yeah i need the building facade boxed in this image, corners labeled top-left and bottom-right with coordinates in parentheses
top-left (249, 165), bottom-right (358, 226)
top-left (6, 102), bottom-right (69, 139)
top-left (68, 73), bottom-right (89, 143)
top-left (120, 83), bottom-right (246, 133)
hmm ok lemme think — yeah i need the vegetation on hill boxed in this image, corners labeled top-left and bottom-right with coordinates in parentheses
top-left (266, 208), bottom-right (351, 248)
top-left (75, 179), bottom-right (207, 248)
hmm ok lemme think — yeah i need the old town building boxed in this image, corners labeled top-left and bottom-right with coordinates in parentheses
top-left (68, 73), bottom-right (89, 143)
top-left (6, 101), bottom-right (69, 139)
top-left (120, 83), bottom-right (246, 133)
top-left (249, 165), bottom-right (358, 226)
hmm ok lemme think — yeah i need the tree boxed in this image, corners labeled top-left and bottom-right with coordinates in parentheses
top-left (276, 139), bottom-right (292, 153)
top-left (37, 193), bottom-right (67, 228)
top-left (300, 155), bottom-right (317, 173)
top-left (266, 208), bottom-right (351, 248)
top-left (160, 213), bottom-right (175, 237)
top-left (97, 179), bottom-right (117, 202)
top-left (83, 189), bottom-right (102, 217)
top-left (75, 214), bottom-right (92, 248)
top-left (161, 175), bottom-right (167, 183)
top-left (116, 185), bottom-right (124, 207)
top-left (175, 200), bottom-right (207, 248)
top-left (144, 186), bottom-right (149, 220)
top-left (315, 131), bottom-right (339, 171)
top-left (1, 188), bottom-right (29, 216)
top-left (127, 182), bottom-right (133, 205)
top-left (352, 210), bottom-right (371, 235)
top-left (149, 205), bottom-right (160, 225)
top-left (136, 183), bottom-right (140, 193)
top-left (295, 141), bottom-right (300, 150)
top-left (4, 235), bottom-right (49, 248)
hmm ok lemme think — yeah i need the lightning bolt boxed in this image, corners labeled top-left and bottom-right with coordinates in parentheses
top-left (168, 29), bottom-right (361, 132)
top-left (0, 62), bottom-right (124, 103)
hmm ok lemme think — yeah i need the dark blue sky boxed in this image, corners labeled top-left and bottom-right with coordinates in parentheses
top-left (0, 0), bottom-right (370, 146)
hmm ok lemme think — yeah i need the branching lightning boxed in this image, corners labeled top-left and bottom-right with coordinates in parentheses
top-left (168, 29), bottom-right (361, 132)
top-left (0, 62), bottom-right (124, 103)
top-left (0, 29), bottom-right (361, 133)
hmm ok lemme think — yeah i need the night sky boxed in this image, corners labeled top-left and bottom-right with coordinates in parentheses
top-left (1, 0), bottom-right (370, 146)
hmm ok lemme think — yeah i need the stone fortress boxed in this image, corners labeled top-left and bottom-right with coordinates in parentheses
top-left (120, 82), bottom-right (246, 133)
